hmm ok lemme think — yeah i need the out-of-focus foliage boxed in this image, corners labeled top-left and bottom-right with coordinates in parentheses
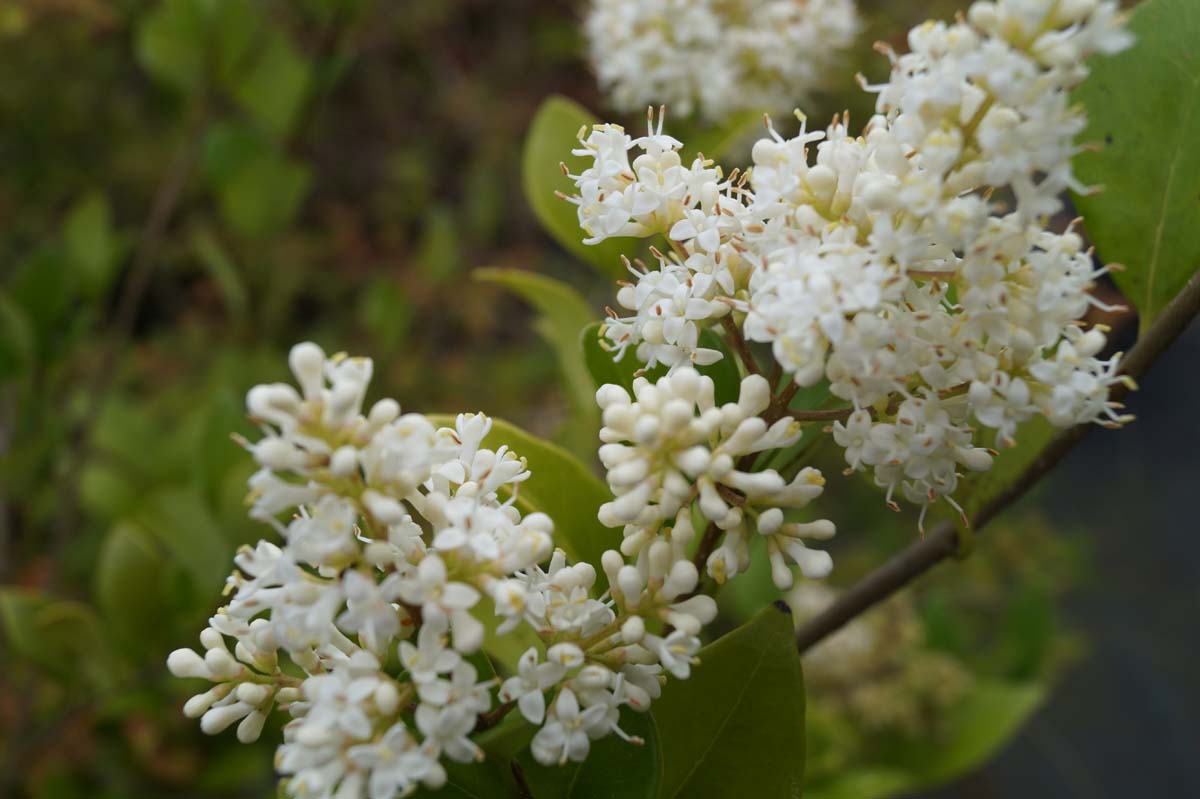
top-left (0, 2), bottom-right (608, 796)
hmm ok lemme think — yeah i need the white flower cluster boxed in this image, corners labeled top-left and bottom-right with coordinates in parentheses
top-left (598, 368), bottom-right (835, 589)
top-left (570, 0), bottom-right (1134, 525)
top-left (167, 344), bottom-right (742, 797)
top-left (584, 0), bottom-right (859, 121)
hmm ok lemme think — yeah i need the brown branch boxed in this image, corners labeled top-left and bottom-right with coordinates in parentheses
top-left (474, 699), bottom-right (516, 733)
top-left (720, 314), bottom-right (761, 375)
top-left (795, 269), bottom-right (1200, 653)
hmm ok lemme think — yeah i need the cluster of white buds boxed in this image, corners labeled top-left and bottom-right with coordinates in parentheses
top-left (584, 0), bottom-right (859, 121)
top-left (598, 368), bottom-right (835, 588)
top-left (570, 0), bottom-right (1134, 525)
top-left (169, 343), bottom-right (800, 797)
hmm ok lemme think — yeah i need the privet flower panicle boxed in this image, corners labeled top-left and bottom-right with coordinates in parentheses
top-left (585, 0), bottom-right (859, 121)
top-left (570, 0), bottom-right (1134, 527)
top-left (170, 342), bottom-right (834, 797)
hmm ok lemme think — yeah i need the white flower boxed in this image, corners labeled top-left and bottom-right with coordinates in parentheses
top-left (396, 554), bottom-right (484, 654)
top-left (346, 724), bottom-right (444, 799)
top-left (398, 621), bottom-right (461, 685)
top-left (585, 0), bottom-right (859, 122)
top-left (530, 688), bottom-right (609, 766)
top-left (337, 570), bottom-right (407, 655)
top-left (499, 648), bottom-right (568, 725)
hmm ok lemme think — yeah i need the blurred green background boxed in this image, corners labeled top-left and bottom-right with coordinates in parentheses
top-left (2, 1), bottom-right (1193, 798)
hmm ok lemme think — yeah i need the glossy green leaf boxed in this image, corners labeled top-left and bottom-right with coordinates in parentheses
top-left (477, 267), bottom-right (597, 458)
top-left (516, 709), bottom-right (661, 799)
top-left (653, 603), bottom-right (805, 798)
top-left (427, 415), bottom-right (617, 587)
top-left (522, 95), bottom-right (633, 280)
top-left (1074, 0), bottom-right (1200, 329)
top-left (580, 322), bottom-right (742, 406)
top-left (63, 191), bottom-right (123, 299)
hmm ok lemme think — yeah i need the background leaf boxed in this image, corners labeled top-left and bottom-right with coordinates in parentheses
top-left (476, 268), bottom-right (598, 457)
top-left (652, 603), bottom-right (805, 798)
top-left (1074, 0), bottom-right (1200, 329)
top-left (806, 680), bottom-right (1045, 799)
top-left (522, 95), bottom-right (633, 280)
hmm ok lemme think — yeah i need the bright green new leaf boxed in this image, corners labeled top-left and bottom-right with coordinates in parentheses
top-left (653, 603), bottom-right (806, 798)
top-left (522, 95), bottom-right (633, 280)
top-left (516, 709), bottom-right (662, 799)
top-left (1074, 0), bottom-right (1200, 329)
top-left (426, 415), bottom-right (617, 588)
top-left (476, 268), bottom-right (598, 458)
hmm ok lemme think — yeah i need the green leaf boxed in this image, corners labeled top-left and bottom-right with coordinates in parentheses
top-left (476, 268), bottom-right (598, 458)
top-left (580, 321), bottom-right (741, 406)
top-left (806, 680), bottom-right (1045, 799)
top-left (231, 30), bottom-right (311, 138)
top-left (1074, 0), bottom-right (1200, 329)
top-left (190, 224), bottom-right (248, 320)
top-left (410, 759), bottom-right (513, 799)
top-left (522, 95), bottom-right (633, 280)
top-left (202, 123), bottom-right (311, 237)
top-left (909, 680), bottom-right (1045, 785)
top-left (0, 289), bottom-right (35, 380)
top-left (63, 191), bottom-right (123, 299)
top-left (136, 0), bottom-right (209, 92)
top-left (678, 111), bottom-right (764, 164)
top-left (0, 589), bottom-right (115, 689)
top-left (95, 521), bottom-right (169, 645)
top-left (515, 709), bottom-right (661, 799)
top-left (416, 205), bottom-right (463, 284)
top-left (653, 603), bottom-right (805, 798)
top-left (132, 487), bottom-right (233, 595)
top-left (427, 415), bottom-right (617, 588)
